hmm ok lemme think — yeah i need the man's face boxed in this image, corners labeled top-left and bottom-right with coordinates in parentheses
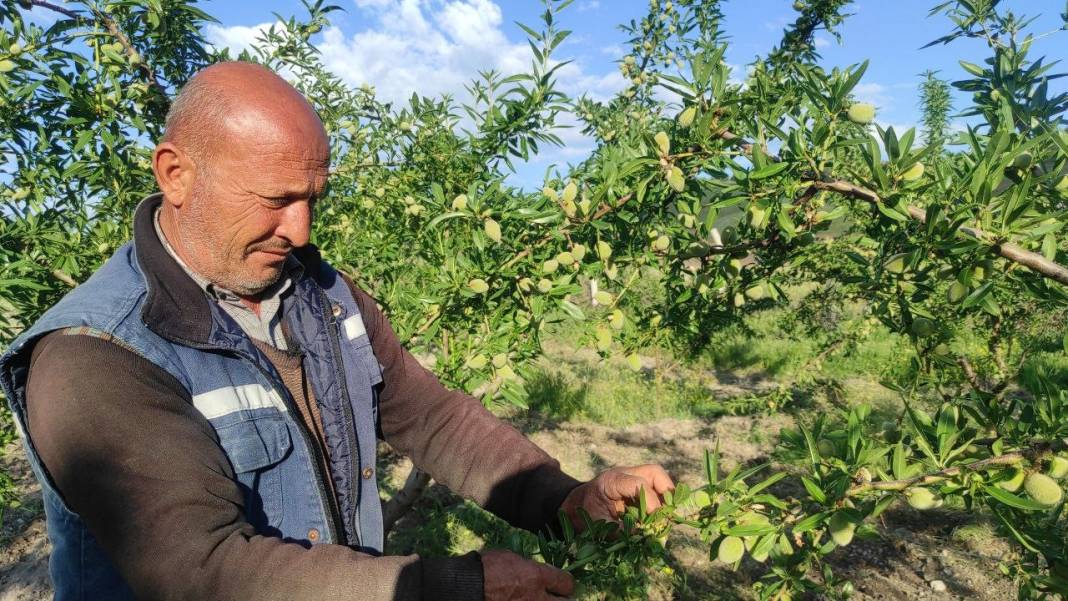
top-left (178, 120), bottom-right (330, 296)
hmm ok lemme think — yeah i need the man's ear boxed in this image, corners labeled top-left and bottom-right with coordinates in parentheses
top-left (152, 142), bottom-right (196, 208)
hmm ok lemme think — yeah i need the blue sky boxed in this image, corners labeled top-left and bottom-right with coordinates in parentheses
top-left (54, 1), bottom-right (1068, 189)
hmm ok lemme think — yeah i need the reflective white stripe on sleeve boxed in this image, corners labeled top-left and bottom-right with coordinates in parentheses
top-left (191, 384), bottom-right (287, 420)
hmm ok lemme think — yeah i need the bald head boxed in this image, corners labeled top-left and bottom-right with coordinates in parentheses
top-left (162, 61), bottom-right (328, 173)
top-left (152, 61), bottom-right (330, 298)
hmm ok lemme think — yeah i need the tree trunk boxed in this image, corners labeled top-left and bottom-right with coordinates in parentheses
top-left (382, 466), bottom-right (432, 535)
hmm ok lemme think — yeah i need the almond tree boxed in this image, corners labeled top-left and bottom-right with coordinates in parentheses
top-left (1, 0), bottom-right (1066, 597)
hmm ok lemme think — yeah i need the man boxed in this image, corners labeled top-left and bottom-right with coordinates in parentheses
top-left (0, 62), bottom-right (673, 600)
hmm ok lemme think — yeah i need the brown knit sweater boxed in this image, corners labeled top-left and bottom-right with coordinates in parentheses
top-left (24, 282), bottom-right (581, 600)
top-left (249, 337), bottom-right (339, 507)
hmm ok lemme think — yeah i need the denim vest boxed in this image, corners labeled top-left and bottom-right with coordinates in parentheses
top-left (0, 195), bottom-right (385, 600)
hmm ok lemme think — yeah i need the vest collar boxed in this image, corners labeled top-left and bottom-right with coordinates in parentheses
top-left (133, 193), bottom-right (326, 346)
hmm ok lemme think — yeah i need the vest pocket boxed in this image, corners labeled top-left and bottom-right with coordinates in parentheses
top-left (217, 415), bottom-right (292, 530)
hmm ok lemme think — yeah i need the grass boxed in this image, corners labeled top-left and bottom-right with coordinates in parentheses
top-left (517, 290), bottom-right (912, 427)
top-left (520, 351), bottom-right (802, 427)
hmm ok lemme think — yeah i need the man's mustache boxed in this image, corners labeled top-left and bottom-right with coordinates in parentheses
top-left (247, 241), bottom-right (293, 255)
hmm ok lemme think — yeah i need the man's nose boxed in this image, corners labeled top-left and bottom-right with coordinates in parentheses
top-left (275, 200), bottom-right (312, 248)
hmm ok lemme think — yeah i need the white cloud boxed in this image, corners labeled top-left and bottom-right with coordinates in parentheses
top-left (309, 0), bottom-right (536, 106)
top-left (205, 0), bottom-right (624, 108)
top-left (577, 1), bottom-right (601, 11)
top-left (205, 0), bottom-right (627, 188)
top-left (763, 16), bottom-right (791, 31)
top-left (874, 120), bottom-right (917, 134)
top-left (814, 35), bottom-right (830, 48)
top-left (204, 22), bottom-right (275, 56)
top-left (205, 0), bottom-right (545, 107)
top-left (556, 62), bottom-right (628, 102)
top-left (547, 113), bottom-right (596, 159)
top-left (853, 82), bottom-right (891, 109)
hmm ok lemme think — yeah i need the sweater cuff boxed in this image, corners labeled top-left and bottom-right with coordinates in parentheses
top-left (421, 551), bottom-right (483, 601)
top-left (531, 463), bottom-right (584, 536)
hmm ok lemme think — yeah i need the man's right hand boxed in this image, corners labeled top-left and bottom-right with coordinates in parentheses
top-left (481, 549), bottom-right (574, 600)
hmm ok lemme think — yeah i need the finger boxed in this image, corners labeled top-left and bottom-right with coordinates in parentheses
top-left (538, 563), bottom-right (575, 597)
top-left (628, 464), bottom-right (676, 495)
top-left (640, 483), bottom-right (663, 513)
top-left (606, 472), bottom-right (645, 500)
top-left (614, 472), bottom-right (663, 509)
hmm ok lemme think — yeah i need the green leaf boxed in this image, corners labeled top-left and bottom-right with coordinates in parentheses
top-left (705, 447), bottom-right (719, 486)
top-left (724, 522), bottom-right (777, 537)
top-left (425, 212), bottom-right (469, 229)
top-left (801, 425), bottom-right (819, 467)
top-left (959, 60), bottom-right (985, 76)
top-left (961, 281), bottom-right (994, 309)
top-left (558, 300), bottom-right (586, 321)
top-left (871, 494), bottom-right (896, 519)
top-left (984, 485), bottom-right (1050, 511)
top-left (892, 442), bottom-right (907, 480)
top-left (776, 209), bottom-right (796, 238)
top-left (748, 472), bottom-right (787, 496)
top-left (990, 507), bottom-right (1042, 553)
top-left (792, 511), bottom-right (830, 534)
top-left (801, 476), bottom-right (827, 504)
top-left (841, 60), bottom-right (869, 97)
top-left (749, 162), bottom-right (789, 181)
top-left (750, 531), bottom-right (778, 561)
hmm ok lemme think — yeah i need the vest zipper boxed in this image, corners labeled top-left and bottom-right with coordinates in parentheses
top-left (167, 331), bottom-right (346, 546)
top-left (245, 353), bottom-right (346, 546)
top-left (319, 289), bottom-right (364, 545)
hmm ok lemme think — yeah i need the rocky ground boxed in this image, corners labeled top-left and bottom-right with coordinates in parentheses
top-left (0, 440), bottom-right (49, 601)
top-left (0, 413), bottom-right (1018, 600)
top-left (383, 414), bottom-right (1017, 600)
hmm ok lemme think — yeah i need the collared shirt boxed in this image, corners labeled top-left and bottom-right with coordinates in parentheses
top-left (154, 208), bottom-right (302, 350)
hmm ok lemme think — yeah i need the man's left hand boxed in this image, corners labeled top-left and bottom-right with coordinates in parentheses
top-left (559, 464), bottom-right (674, 531)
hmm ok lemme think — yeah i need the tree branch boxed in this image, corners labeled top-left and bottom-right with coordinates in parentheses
top-left (810, 179), bottom-right (1068, 286)
top-left (27, 0), bottom-right (170, 106)
top-left (845, 437), bottom-right (1068, 496)
top-left (957, 356), bottom-right (987, 394)
top-left (710, 127), bottom-right (1068, 287)
top-left (29, 0), bottom-right (77, 19)
top-left (51, 269), bottom-right (77, 288)
top-left (382, 467), bottom-right (432, 534)
top-left (501, 191), bottom-right (636, 271)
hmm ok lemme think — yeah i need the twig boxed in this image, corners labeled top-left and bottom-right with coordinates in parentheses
top-left (809, 179), bottom-right (1068, 286)
top-left (382, 467), bottom-right (432, 534)
top-left (988, 317), bottom-right (1008, 376)
top-left (711, 127), bottom-right (1068, 286)
top-left (30, 0), bottom-right (77, 19)
top-left (501, 192), bottom-right (636, 271)
top-left (846, 437), bottom-right (1068, 496)
top-left (51, 269), bottom-right (77, 288)
top-left (957, 356), bottom-right (986, 394)
top-left (27, 0), bottom-right (170, 106)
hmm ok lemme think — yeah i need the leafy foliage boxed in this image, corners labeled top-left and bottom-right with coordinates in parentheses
top-left (2, 0), bottom-right (1068, 597)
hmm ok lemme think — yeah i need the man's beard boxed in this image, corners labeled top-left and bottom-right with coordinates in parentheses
top-left (182, 186), bottom-right (286, 296)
